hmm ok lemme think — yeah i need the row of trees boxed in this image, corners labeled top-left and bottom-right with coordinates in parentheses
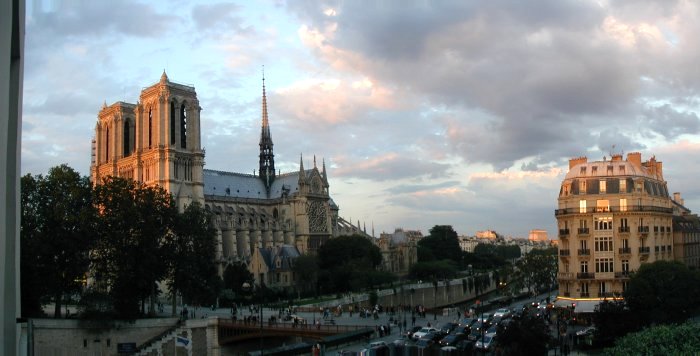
top-left (21, 165), bottom-right (222, 319)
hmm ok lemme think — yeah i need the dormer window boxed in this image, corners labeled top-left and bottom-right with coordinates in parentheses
top-left (580, 167), bottom-right (587, 175)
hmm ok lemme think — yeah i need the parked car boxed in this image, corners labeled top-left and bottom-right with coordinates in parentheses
top-left (459, 317), bottom-right (478, 327)
top-left (412, 327), bottom-right (439, 340)
top-left (403, 326), bottom-right (422, 339)
top-left (493, 308), bottom-right (511, 319)
top-left (576, 326), bottom-right (596, 337)
top-left (439, 333), bottom-right (467, 347)
top-left (475, 334), bottom-right (496, 351)
top-left (439, 322), bottom-right (458, 335)
top-left (452, 325), bottom-right (469, 335)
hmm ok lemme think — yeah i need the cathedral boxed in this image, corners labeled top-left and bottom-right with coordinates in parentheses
top-left (90, 72), bottom-right (366, 276)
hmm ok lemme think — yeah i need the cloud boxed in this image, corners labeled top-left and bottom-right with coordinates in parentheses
top-left (332, 153), bottom-right (450, 181)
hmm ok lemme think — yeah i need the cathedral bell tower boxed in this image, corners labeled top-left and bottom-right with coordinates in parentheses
top-left (258, 71), bottom-right (275, 194)
top-left (90, 71), bottom-right (205, 211)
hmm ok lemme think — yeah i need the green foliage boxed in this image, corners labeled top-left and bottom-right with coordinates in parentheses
top-left (91, 176), bottom-right (177, 319)
top-left (474, 243), bottom-right (522, 261)
top-left (624, 260), bottom-right (700, 325)
top-left (167, 203), bottom-right (221, 307)
top-left (368, 290), bottom-right (378, 307)
top-left (223, 262), bottom-right (254, 297)
top-left (417, 225), bottom-right (461, 263)
top-left (604, 323), bottom-right (700, 356)
top-left (20, 165), bottom-right (96, 318)
top-left (592, 299), bottom-right (642, 347)
top-left (409, 260), bottom-right (458, 280)
top-left (291, 254), bottom-right (318, 297)
top-left (497, 314), bottom-right (551, 355)
top-left (317, 234), bottom-right (390, 293)
top-left (513, 249), bottom-right (557, 294)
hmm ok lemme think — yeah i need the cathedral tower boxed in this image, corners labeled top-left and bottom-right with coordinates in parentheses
top-left (258, 72), bottom-right (275, 193)
top-left (90, 72), bottom-right (205, 211)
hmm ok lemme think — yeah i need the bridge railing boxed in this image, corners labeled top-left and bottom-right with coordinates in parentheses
top-left (219, 318), bottom-right (375, 334)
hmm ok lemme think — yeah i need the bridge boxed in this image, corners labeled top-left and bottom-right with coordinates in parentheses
top-left (218, 319), bottom-right (373, 345)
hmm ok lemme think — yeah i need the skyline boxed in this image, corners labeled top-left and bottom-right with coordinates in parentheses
top-left (21, 0), bottom-right (700, 238)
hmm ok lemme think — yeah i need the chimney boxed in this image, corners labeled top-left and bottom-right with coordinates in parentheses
top-left (611, 154), bottom-right (623, 162)
top-left (674, 192), bottom-right (684, 206)
top-left (569, 156), bottom-right (588, 170)
top-left (626, 152), bottom-right (642, 167)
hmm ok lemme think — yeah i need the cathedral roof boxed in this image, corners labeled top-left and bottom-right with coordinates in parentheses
top-left (257, 245), bottom-right (300, 271)
top-left (203, 168), bottom-right (314, 199)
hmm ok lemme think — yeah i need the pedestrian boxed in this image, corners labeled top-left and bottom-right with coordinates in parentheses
top-left (412, 315), bottom-right (416, 326)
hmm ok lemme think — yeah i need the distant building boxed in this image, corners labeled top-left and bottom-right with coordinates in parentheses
top-left (556, 153), bottom-right (675, 306)
top-left (476, 230), bottom-right (498, 239)
top-left (458, 235), bottom-right (479, 252)
top-left (248, 245), bottom-right (300, 289)
top-left (528, 229), bottom-right (548, 242)
top-left (671, 193), bottom-right (700, 269)
top-left (376, 229), bottom-right (421, 276)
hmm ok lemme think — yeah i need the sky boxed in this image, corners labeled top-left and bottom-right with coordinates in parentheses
top-left (21, 0), bottom-right (700, 239)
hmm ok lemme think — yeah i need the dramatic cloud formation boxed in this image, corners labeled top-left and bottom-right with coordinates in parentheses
top-left (21, 0), bottom-right (700, 237)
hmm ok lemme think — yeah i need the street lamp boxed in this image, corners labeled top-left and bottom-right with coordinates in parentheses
top-left (242, 282), bottom-right (263, 356)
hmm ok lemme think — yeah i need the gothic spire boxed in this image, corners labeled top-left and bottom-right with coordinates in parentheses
top-left (259, 67), bottom-right (275, 191)
top-left (322, 158), bottom-right (328, 183)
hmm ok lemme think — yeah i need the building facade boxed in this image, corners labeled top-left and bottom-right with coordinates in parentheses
top-left (90, 73), bottom-right (365, 277)
top-left (376, 228), bottom-right (421, 275)
top-left (671, 193), bottom-right (700, 269)
top-left (556, 153), bottom-right (675, 303)
top-left (248, 245), bottom-right (301, 289)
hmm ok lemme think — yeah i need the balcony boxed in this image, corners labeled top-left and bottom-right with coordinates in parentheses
top-left (554, 205), bottom-right (673, 216)
top-left (618, 247), bottom-right (631, 255)
top-left (580, 292), bottom-right (590, 298)
top-left (598, 292), bottom-right (615, 298)
top-left (559, 249), bottom-right (571, 257)
top-left (577, 248), bottom-right (591, 256)
top-left (577, 272), bottom-right (595, 279)
top-left (638, 226), bottom-right (650, 235)
top-left (618, 226), bottom-right (630, 234)
top-left (558, 272), bottom-right (574, 279)
top-left (578, 227), bottom-right (590, 235)
top-left (639, 246), bottom-right (650, 254)
top-left (615, 271), bottom-right (632, 279)
top-left (559, 229), bottom-right (570, 238)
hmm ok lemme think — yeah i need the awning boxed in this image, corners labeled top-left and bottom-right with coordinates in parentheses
top-left (573, 300), bottom-right (601, 313)
top-left (553, 299), bottom-right (574, 308)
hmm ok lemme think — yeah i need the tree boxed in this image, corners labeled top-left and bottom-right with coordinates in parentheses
top-left (90, 177), bottom-right (176, 319)
top-left (497, 314), bottom-right (551, 355)
top-left (317, 234), bottom-right (385, 293)
top-left (514, 249), bottom-right (558, 295)
top-left (624, 260), bottom-right (700, 325)
top-left (20, 165), bottom-right (96, 318)
top-left (409, 260), bottom-right (458, 280)
top-left (291, 254), bottom-right (319, 297)
top-left (417, 225), bottom-right (461, 263)
top-left (592, 299), bottom-right (641, 347)
top-left (604, 323), bottom-right (700, 356)
top-left (167, 202), bottom-right (221, 311)
top-left (223, 262), bottom-right (254, 297)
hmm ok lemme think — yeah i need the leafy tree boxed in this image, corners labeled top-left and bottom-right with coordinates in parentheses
top-left (604, 323), bottom-right (700, 356)
top-left (417, 225), bottom-right (461, 263)
top-left (409, 260), bottom-right (458, 280)
top-left (497, 314), bottom-right (551, 355)
top-left (167, 202), bottom-right (221, 311)
top-left (223, 262), bottom-right (254, 298)
top-left (514, 249), bottom-right (558, 294)
top-left (592, 299), bottom-right (641, 347)
top-left (317, 234), bottom-right (385, 293)
top-left (20, 165), bottom-right (96, 318)
top-left (91, 177), bottom-right (176, 319)
top-left (624, 260), bottom-right (700, 325)
top-left (291, 254), bottom-right (319, 297)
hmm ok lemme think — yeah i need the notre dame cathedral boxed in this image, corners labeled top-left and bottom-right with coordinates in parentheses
top-left (90, 72), bottom-right (365, 275)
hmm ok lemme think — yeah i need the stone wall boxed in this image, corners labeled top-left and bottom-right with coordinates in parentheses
top-left (28, 318), bottom-right (178, 356)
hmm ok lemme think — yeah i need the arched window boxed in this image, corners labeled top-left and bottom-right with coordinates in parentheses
top-left (148, 108), bottom-right (153, 148)
top-left (123, 120), bottom-right (131, 157)
top-left (105, 127), bottom-right (110, 162)
top-left (170, 101), bottom-right (176, 145)
top-left (180, 103), bottom-right (187, 149)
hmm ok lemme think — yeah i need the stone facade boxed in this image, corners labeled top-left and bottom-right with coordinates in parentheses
top-left (555, 153), bottom-right (675, 301)
top-left (90, 74), bottom-right (365, 278)
top-left (376, 229), bottom-right (421, 276)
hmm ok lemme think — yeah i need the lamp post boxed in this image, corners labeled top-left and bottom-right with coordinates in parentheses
top-left (242, 282), bottom-right (263, 356)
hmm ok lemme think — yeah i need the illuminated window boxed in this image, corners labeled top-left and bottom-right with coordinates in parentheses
top-left (579, 200), bottom-right (587, 213)
top-left (596, 200), bottom-right (609, 212)
top-left (620, 198), bottom-right (627, 212)
top-left (600, 180), bottom-right (606, 193)
top-left (620, 179), bottom-right (626, 192)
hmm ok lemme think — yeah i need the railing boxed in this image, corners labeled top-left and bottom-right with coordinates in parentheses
top-left (618, 247), bottom-right (631, 254)
top-left (598, 292), bottom-right (615, 298)
top-left (578, 228), bottom-right (590, 235)
top-left (558, 272), bottom-right (573, 279)
top-left (559, 249), bottom-right (570, 256)
top-left (555, 205), bottom-right (673, 216)
top-left (639, 247), bottom-right (650, 254)
top-left (563, 292), bottom-right (570, 297)
top-left (559, 229), bottom-right (570, 237)
top-left (638, 226), bottom-right (650, 233)
top-left (577, 272), bottom-right (595, 279)
top-left (580, 292), bottom-right (590, 298)
top-left (615, 271), bottom-right (632, 279)
top-left (578, 249), bottom-right (591, 256)
top-left (618, 226), bottom-right (630, 233)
